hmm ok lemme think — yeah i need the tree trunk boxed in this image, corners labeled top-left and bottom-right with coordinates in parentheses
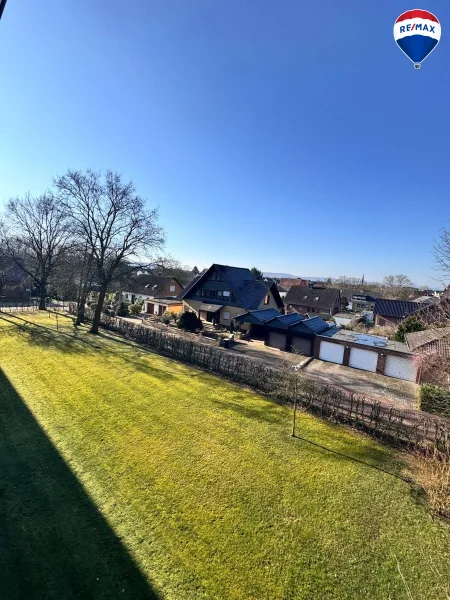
top-left (39, 284), bottom-right (46, 310)
top-left (76, 295), bottom-right (87, 326)
top-left (90, 285), bottom-right (107, 334)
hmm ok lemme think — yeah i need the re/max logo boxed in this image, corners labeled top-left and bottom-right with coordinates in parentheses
top-left (400, 23), bottom-right (436, 33)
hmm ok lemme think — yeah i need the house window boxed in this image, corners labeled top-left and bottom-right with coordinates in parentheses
top-left (217, 290), bottom-right (223, 298)
top-left (223, 291), bottom-right (231, 299)
top-left (264, 295), bottom-right (270, 305)
top-left (223, 311), bottom-right (230, 320)
top-left (169, 285), bottom-right (175, 292)
top-left (379, 318), bottom-right (386, 326)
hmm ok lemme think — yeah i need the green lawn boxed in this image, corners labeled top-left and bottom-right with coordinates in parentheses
top-left (0, 312), bottom-right (449, 600)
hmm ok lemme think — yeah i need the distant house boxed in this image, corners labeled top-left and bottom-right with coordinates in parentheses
top-left (279, 277), bottom-right (310, 290)
top-left (122, 275), bottom-right (184, 316)
top-left (122, 275), bottom-right (183, 304)
top-left (373, 299), bottom-right (419, 327)
top-left (284, 286), bottom-right (340, 317)
top-left (178, 264), bottom-right (284, 327)
top-left (341, 289), bottom-right (377, 312)
top-left (276, 285), bottom-right (288, 299)
top-left (413, 295), bottom-right (438, 306)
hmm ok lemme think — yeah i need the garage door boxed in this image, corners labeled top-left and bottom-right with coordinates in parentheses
top-left (349, 347), bottom-right (378, 372)
top-left (291, 336), bottom-right (312, 356)
top-left (319, 341), bottom-right (344, 364)
top-left (268, 331), bottom-right (287, 351)
top-left (384, 355), bottom-right (417, 382)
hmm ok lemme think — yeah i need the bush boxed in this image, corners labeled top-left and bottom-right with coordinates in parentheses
top-left (129, 301), bottom-right (144, 316)
top-left (177, 311), bottom-right (203, 332)
top-left (395, 315), bottom-right (424, 342)
top-left (412, 448), bottom-right (450, 519)
top-left (419, 384), bottom-right (450, 418)
top-left (162, 310), bottom-right (173, 325)
top-left (116, 301), bottom-right (130, 317)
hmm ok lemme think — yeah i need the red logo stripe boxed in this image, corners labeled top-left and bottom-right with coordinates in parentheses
top-left (395, 10), bottom-right (439, 24)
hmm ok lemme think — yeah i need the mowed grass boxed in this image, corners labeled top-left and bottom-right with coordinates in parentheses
top-left (0, 312), bottom-right (449, 600)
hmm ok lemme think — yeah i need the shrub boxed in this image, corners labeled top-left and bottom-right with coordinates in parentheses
top-left (412, 448), bottom-right (450, 519)
top-left (419, 384), bottom-right (450, 418)
top-left (177, 311), bottom-right (203, 332)
top-left (129, 301), bottom-right (144, 316)
top-left (162, 310), bottom-right (173, 325)
top-left (116, 301), bottom-right (130, 317)
top-left (395, 315), bottom-right (424, 342)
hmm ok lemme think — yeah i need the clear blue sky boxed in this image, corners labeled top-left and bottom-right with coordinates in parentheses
top-left (1, 1), bottom-right (449, 286)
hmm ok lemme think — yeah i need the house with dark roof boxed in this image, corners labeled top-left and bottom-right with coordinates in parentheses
top-left (374, 299), bottom-right (419, 327)
top-left (178, 264), bottom-right (284, 328)
top-left (284, 286), bottom-right (340, 317)
top-left (340, 289), bottom-right (377, 312)
top-left (122, 275), bottom-right (184, 317)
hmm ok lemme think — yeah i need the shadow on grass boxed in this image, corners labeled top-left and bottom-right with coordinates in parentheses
top-left (212, 393), bottom-right (407, 480)
top-left (0, 313), bottom-right (182, 382)
top-left (0, 369), bottom-right (160, 600)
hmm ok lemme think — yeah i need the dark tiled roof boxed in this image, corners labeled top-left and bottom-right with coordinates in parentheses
top-left (179, 264), bottom-right (281, 311)
top-left (341, 289), bottom-right (378, 302)
top-left (317, 325), bottom-right (342, 338)
top-left (374, 299), bottom-right (419, 319)
top-left (285, 286), bottom-right (340, 311)
top-left (124, 275), bottom-right (181, 297)
top-left (234, 308), bottom-right (281, 324)
top-left (266, 313), bottom-right (306, 329)
top-left (177, 273), bottom-right (203, 300)
top-left (289, 316), bottom-right (330, 335)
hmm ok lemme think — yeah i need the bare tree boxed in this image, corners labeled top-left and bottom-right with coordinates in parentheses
top-left (55, 169), bottom-right (164, 334)
top-left (382, 274), bottom-right (414, 299)
top-left (0, 194), bottom-right (71, 309)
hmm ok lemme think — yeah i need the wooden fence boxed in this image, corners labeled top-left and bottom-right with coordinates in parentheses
top-left (84, 309), bottom-right (450, 453)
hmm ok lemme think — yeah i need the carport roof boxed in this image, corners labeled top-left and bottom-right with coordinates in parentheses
top-left (266, 313), bottom-right (306, 329)
top-left (233, 308), bottom-right (281, 324)
top-left (289, 316), bottom-right (330, 335)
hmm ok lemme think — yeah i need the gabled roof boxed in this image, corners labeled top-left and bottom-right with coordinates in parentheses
top-left (374, 299), bottom-right (419, 319)
top-left (124, 274), bottom-right (182, 297)
top-left (406, 327), bottom-right (450, 351)
top-left (178, 264), bottom-right (284, 310)
top-left (177, 273), bottom-right (203, 299)
top-left (289, 316), bottom-right (330, 335)
top-left (284, 286), bottom-right (340, 311)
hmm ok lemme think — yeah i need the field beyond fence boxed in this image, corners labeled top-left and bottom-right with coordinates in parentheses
top-left (75, 308), bottom-right (450, 454)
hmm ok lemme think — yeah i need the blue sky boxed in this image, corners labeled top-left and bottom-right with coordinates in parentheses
top-left (1, 1), bottom-right (449, 286)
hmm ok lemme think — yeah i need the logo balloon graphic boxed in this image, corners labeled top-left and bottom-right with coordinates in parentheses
top-left (394, 9), bottom-right (441, 69)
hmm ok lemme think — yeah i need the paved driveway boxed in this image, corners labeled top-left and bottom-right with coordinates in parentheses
top-left (304, 359), bottom-right (418, 409)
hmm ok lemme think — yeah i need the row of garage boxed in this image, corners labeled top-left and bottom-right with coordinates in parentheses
top-left (318, 339), bottom-right (417, 382)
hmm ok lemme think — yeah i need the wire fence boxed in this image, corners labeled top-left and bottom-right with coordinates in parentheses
top-left (0, 300), bottom-right (39, 312)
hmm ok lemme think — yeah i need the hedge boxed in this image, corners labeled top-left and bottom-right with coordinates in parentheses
top-left (419, 384), bottom-right (450, 419)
